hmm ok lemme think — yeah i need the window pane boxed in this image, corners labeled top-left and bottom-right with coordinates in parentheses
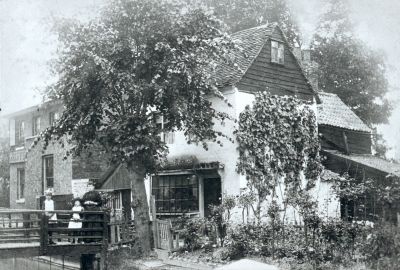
top-left (17, 121), bottom-right (25, 143)
top-left (176, 177), bottom-right (182, 187)
top-left (46, 157), bottom-right (54, 178)
top-left (17, 169), bottom-right (25, 199)
top-left (271, 47), bottom-right (278, 62)
top-left (153, 174), bottom-right (199, 213)
top-left (47, 178), bottom-right (54, 188)
top-left (44, 156), bottom-right (54, 190)
top-left (152, 176), bottom-right (159, 188)
top-left (278, 43), bottom-right (284, 64)
top-left (34, 117), bottom-right (40, 135)
top-left (158, 177), bottom-right (164, 187)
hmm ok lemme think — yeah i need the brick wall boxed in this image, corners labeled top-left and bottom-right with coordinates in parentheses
top-left (8, 101), bottom-right (70, 209)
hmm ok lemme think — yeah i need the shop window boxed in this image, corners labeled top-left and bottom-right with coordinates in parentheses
top-left (152, 174), bottom-right (198, 213)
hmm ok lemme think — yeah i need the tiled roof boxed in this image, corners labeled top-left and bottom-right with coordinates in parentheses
top-left (325, 150), bottom-right (400, 177)
top-left (214, 23), bottom-right (276, 87)
top-left (317, 92), bottom-right (371, 133)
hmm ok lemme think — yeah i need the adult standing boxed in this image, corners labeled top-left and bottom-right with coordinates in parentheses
top-left (81, 183), bottom-right (103, 243)
top-left (80, 183), bottom-right (103, 270)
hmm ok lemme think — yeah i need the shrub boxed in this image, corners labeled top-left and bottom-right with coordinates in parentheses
top-left (361, 223), bottom-right (400, 268)
top-left (173, 216), bottom-right (206, 251)
top-left (207, 195), bottom-right (236, 247)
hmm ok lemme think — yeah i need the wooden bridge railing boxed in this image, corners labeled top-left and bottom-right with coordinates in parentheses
top-left (0, 210), bottom-right (42, 247)
top-left (0, 210), bottom-right (110, 258)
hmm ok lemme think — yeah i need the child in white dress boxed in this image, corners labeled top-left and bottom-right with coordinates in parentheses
top-left (68, 199), bottom-right (84, 243)
top-left (44, 191), bottom-right (57, 244)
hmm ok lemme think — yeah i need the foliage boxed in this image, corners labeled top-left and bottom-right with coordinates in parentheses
top-left (173, 216), bottom-right (207, 251)
top-left (237, 188), bottom-right (256, 223)
top-left (195, 0), bottom-right (301, 47)
top-left (173, 196), bottom-right (236, 251)
top-left (224, 219), bottom-right (374, 266)
top-left (43, 0), bottom-right (235, 169)
top-left (372, 132), bottom-right (390, 158)
top-left (207, 195), bottom-right (236, 247)
top-left (312, 0), bottom-right (391, 126)
top-left (331, 172), bottom-right (400, 223)
top-left (361, 223), bottom-right (400, 269)
top-left (236, 92), bottom-right (322, 223)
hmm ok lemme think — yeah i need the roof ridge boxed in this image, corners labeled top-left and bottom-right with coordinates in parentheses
top-left (318, 92), bottom-right (336, 96)
top-left (231, 22), bottom-right (274, 36)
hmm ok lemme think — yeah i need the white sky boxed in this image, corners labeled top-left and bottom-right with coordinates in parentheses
top-left (0, 0), bottom-right (399, 157)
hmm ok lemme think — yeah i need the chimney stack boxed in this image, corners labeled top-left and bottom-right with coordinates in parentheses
top-left (292, 47), bottom-right (301, 61)
top-left (302, 49), bottom-right (311, 63)
top-left (298, 49), bottom-right (318, 91)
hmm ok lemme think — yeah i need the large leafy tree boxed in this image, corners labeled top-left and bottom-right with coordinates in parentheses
top-left (43, 0), bottom-right (234, 254)
top-left (195, 0), bottom-right (302, 47)
top-left (312, 0), bottom-right (391, 126)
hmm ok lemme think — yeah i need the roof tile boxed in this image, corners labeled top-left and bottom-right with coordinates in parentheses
top-left (317, 92), bottom-right (371, 132)
top-left (326, 150), bottom-right (400, 177)
top-left (214, 24), bottom-right (276, 87)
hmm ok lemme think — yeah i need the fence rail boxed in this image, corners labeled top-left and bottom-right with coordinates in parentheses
top-left (108, 219), bottom-right (136, 246)
top-left (0, 210), bottom-right (110, 258)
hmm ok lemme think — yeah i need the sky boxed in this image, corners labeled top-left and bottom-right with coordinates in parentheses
top-left (0, 0), bottom-right (399, 157)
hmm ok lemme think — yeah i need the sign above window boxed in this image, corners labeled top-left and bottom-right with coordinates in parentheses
top-left (271, 40), bottom-right (284, 65)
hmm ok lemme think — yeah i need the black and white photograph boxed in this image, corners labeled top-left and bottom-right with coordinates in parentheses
top-left (0, 0), bottom-right (399, 269)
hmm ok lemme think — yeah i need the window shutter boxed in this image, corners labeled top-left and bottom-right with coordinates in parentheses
top-left (9, 119), bottom-right (15, 146)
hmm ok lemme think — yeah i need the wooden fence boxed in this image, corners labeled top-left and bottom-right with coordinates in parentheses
top-left (108, 219), bottom-right (136, 246)
top-left (150, 195), bottom-right (182, 251)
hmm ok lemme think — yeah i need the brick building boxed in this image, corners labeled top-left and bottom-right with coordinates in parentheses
top-left (7, 100), bottom-right (131, 216)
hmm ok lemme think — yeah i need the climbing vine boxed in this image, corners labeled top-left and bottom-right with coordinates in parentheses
top-left (235, 92), bottom-right (322, 222)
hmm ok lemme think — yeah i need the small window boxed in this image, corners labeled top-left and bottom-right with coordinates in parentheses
top-left (43, 155), bottom-right (54, 190)
top-left (271, 40), bottom-right (284, 64)
top-left (49, 112), bottom-right (59, 126)
top-left (16, 121), bottom-right (25, 145)
top-left (156, 116), bottom-right (174, 144)
top-left (32, 116), bottom-right (41, 136)
top-left (17, 168), bottom-right (25, 199)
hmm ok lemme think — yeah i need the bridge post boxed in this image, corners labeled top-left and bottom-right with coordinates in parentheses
top-left (40, 213), bottom-right (49, 255)
top-left (100, 212), bottom-right (109, 270)
top-left (80, 254), bottom-right (96, 270)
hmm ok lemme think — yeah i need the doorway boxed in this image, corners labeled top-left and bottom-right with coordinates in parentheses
top-left (203, 178), bottom-right (222, 217)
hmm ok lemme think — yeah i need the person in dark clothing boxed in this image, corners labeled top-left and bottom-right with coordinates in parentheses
top-left (82, 186), bottom-right (103, 243)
